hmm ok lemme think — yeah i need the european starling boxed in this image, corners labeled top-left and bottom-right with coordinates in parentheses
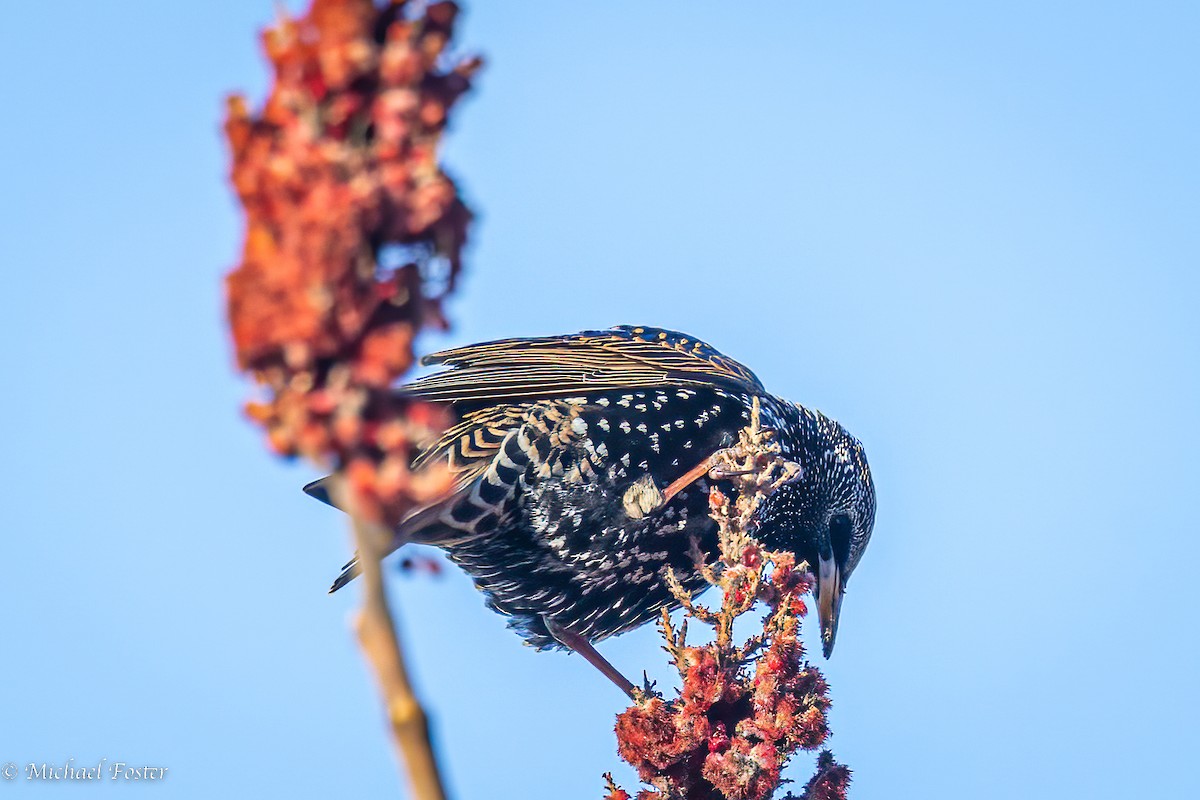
top-left (305, 326), bottom-right (875, 694)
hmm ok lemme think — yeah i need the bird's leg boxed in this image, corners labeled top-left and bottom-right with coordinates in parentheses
top-left (661, 457), bottom-right (717, 505)
top-left (661, 446), bottom-right (751, 504)
top-left (543, 617), bottom-right (636, 699)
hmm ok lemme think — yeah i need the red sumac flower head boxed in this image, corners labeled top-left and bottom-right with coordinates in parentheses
top-left (606, 401), bottom-right (849, 800)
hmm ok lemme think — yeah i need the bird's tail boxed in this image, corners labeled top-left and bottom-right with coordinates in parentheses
top-left (329, 556), bottom-right (360, 593)
top-left (303, 476), bottom-right (337, 509)
top-left (304, 475), bottom-right (395, 593)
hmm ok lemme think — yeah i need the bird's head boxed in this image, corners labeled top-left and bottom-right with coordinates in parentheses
top-left (755, 408), bottom-right (876, 658)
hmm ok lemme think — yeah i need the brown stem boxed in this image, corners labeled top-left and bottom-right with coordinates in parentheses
top-left (340, 479), bottom-right (449, 800)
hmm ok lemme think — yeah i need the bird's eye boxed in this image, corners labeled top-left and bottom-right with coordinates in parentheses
top-left (830, 513), bottom-right (852, 566)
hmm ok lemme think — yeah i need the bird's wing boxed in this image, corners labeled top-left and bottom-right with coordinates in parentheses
top-left (306, 404), bottom-right (527, 534)
top-left (308, 404), bottom-right (533, 591)
top-left (312, 326), bottom-right (759, 590)
top-left (394, 399), bottom-right (606, 546)
top-left (398, 325), bottom-right (764, 404)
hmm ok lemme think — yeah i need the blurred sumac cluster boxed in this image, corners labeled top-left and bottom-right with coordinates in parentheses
top-left (224, 0), bottom-right (479, 521)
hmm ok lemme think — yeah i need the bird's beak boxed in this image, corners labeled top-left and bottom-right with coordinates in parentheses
top-left (817, 551), bottom-right (843, 658)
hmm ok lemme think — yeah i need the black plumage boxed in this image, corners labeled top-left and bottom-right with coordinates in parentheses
top-left (306, 326), bottom-right (876, 660)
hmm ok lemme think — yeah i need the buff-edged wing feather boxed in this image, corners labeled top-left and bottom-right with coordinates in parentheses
top-left (305, 406), bottom-right (519, 542)
top-left (397, 325), bottom-right (763, 405)
top-left (309, 399), bottom-right (605, 591)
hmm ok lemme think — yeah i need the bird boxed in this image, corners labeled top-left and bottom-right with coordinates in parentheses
top-left (304, 325), bottom-right (876, 695)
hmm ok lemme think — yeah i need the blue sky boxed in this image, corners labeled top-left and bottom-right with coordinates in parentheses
top-left (1, 2), bottom-right (1197, 798)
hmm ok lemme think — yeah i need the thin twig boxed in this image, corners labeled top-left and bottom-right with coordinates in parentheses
top-left (339, 478), bottom-right (448, 800)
